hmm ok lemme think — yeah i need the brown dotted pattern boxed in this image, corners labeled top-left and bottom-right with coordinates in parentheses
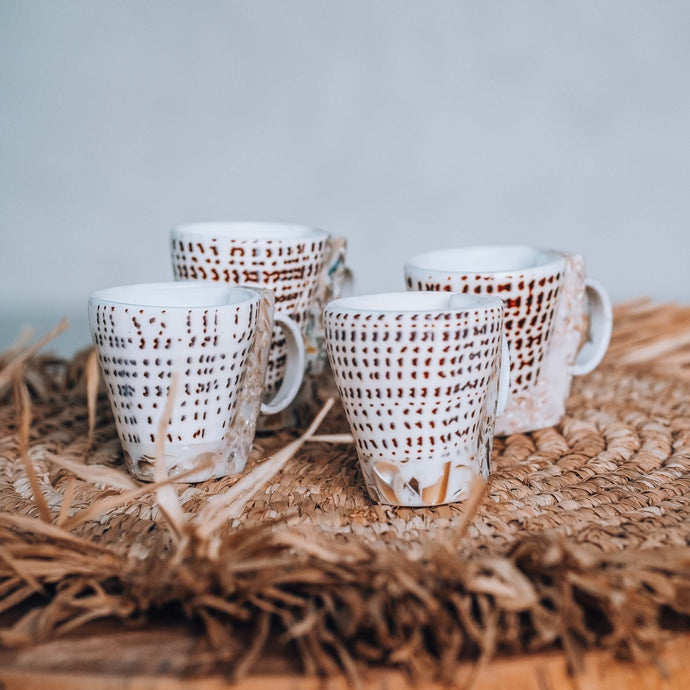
top-left (407, 263), bottom-right (563, 394)
top-left (171, 235), bottom-right (330, 398)
top-left (324, 303), bottom-right (504, 505)
top-left (88, 299), bottom-right (257, 456)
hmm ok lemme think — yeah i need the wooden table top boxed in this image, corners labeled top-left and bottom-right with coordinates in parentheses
top-left (0, 621), bottom-right (687, 689)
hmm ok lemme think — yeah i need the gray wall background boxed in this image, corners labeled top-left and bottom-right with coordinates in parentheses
top-left (2, 1), bottom-right (689, 354)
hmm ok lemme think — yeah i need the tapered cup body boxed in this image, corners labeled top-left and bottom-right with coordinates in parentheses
top-left (89, 283), bottom-right (273, 481)
top-left (325, 292), bottom-right (508, 507)
top-left (405, 246), bottom-right (612, 434)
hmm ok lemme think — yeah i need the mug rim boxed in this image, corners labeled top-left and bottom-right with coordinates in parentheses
top-left (89, 282), bottom-right (259, 309)
top-left (325, 291), bottom-right (503, 315)
top-left (404, 244), bottom-right (566, 278)
top-left (171, 221), bottom-right (329, 242)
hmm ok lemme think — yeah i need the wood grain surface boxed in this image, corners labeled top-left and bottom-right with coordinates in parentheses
top-left (0, 623), bottom-right (688, 689)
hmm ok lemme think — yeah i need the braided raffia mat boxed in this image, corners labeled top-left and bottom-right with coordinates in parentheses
top-left (1, 299), bottom-right (690, 684)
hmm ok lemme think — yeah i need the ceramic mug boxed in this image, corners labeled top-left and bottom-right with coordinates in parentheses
top-left (404, 245), bottom-right (612, 435)
top-left (88, 282), bottom-right (305, 482)
top-left (324, 292), bottom-right (510, 507)
top-left (170, 222), bottom-right (350, 427)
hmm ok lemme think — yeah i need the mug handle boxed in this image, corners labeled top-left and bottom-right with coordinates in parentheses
top-left (260, 314), bottom-right (306, 415)
top-left (496, 335), bottom-right (511, 416)
top-left (321, 235), bottom-right (353, 300)
top-left (571, 277), bottom-right (613, 376)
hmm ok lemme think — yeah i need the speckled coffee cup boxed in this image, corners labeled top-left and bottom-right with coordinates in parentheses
top-left (324, 292), bottom-right (510, 507)
top-left (88, 282), bottom-right (305, 482)
top-left (170, 223), bottom-right (349, 421)
top-left (405, 246), bottom-right (612, 434)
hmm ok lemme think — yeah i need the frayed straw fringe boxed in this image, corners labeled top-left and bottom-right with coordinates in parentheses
top-left (0, 302), bottom-right (690, 685)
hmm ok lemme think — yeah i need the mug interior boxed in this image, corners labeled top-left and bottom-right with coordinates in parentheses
top-left (90, 282), bottom-right (257, 308)
top-left (327, 291), bottom-right (501, 314)
top-left (406, 245), bottom-right (563, 274)
top-left (172, 222), bottom-right (327, 242)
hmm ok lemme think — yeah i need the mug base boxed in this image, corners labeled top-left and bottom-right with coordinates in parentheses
top-left (361, 455), bottom-right (489, 508)
top-left (122, 441), bottom-right (248, 483)
top-left (364, 489), bottom-right (480, 508)
top-left (495, 406), bottom-right (564, 436)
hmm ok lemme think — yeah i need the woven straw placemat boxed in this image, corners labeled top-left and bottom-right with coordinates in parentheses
top-left (1, 299), bottom-right (690, 685)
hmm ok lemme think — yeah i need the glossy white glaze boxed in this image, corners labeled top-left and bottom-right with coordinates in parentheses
top-left (170, 222), bottom-right (350, 429)
top-left (88, 283), bottom-right (302, 481)
top-left (324, 292), bottom-right (509, 507)
top-left (405, 247), bottom-right (612, 434)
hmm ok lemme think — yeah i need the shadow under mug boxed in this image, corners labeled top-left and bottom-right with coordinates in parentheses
top-left (88, 282), bottom-right (305, 482)
top-left (405, 245), bottom-right (613, 434)
top-left (324, 291), bottom-right (510, 507)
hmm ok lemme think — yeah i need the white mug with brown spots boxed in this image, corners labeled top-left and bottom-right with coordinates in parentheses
top-left (170, 222), bottom-right (350, 428)
top-left (405, 246), bottom-right (613, 435)
top-left (324, 292), bottom-right (510, 507)
top-left (88, 282), bottom-right (305, 482)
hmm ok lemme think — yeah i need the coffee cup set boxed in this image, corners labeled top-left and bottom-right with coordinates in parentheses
top-left (90, 224), bottom-right (613, 508)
